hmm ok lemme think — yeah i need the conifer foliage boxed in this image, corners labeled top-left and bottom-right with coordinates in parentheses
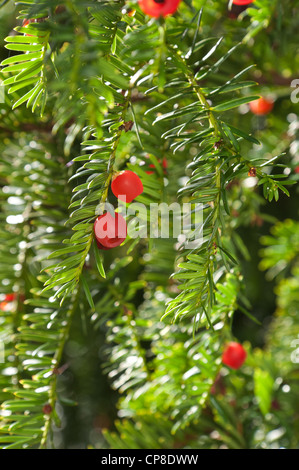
top-left (0, 0), bottom-right (298, 449)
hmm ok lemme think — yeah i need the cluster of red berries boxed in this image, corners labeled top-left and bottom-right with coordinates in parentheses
top-left (93, 171), bottom-right (143, 250)
top-left (91, 0), bottom-right (249, 378)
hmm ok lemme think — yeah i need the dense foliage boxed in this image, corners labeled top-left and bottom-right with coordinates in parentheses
top-left (0, 0), bottom-right (298, 449)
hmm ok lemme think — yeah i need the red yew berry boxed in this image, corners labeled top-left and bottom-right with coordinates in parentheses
top-left (22, 18), bottom-right (37, 37)
top-left (22, 18), bottom-right (38, 27)
top-left (95, 239), bottom-right (111, 251)
top-left (111, 170), bottom-right (143, 203)
top-left (249, 97), bottom-right (274, 115)
top-left (138, 0), bottom-right (181, 18)
top-left (232, 0), bottom-right (254, 5)
top-left (4, 293), bottom-right (16, 302)
top-left (94, 212), bottom-right (127, 249)
top-left (222, 342), bottom-right (247, 370)
top-left (0, 293), bottom-right (18, 311)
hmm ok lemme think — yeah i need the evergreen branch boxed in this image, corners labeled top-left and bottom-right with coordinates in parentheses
top-left (1, 25), bottom-right (50, 114)
top-left (45, 89), bottom-right (132, 304)
top-left (40, 287), bottom-right (80, 448)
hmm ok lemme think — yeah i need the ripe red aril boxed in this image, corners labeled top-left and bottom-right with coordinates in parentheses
top-left (22, 18), bottom-right (38, 36)
top-left (138, 0), bottom-right (181, 18)
top-left (249, 97), bottom-right (274, 115)
top-left (0, 293), bottom-right (18, 311)
top-left (222, 342), bottom-right (247, 370)
top-left (111, 170), bottom-right (143, 203)
top-left (4, 293), bottom-right (16, 302)
top-left (22, 18), bottom-right (38, 27)
top-left (94, 212), bottom-right (127, 249)
top-left (95, 239), bottom-right (111, 251)
top-left (232, 0), bottom-right (254, 5)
